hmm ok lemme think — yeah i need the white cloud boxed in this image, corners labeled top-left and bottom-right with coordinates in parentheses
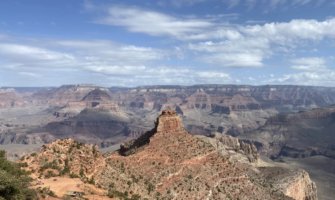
top-left (155, 0), bottom-right (330, 8)
top-left (0, 37), bottom-right (233, 86)
top-left (242, 18), bottom-right (335, 44)
top-left (186, 18), bottom-right (335, 68)
top-left (222, 0), bottom-right (330, 9)
top-left (0, 43), bottom-right (74, 62)
top-left (268, 71), bottom-right (335, 86)
top-left (93, 5), bottom-right (335, 69)
top-left (200, 52), bottom-right (264, 67)
top-left (2, 3), bottom-right (335, 86)
top-left (18, 72), bottom-right (41, 78)
top-left (97, 6), bottom-right (213, 38)
top-left (188, 36), bottom-right (269, 67)
top-left (56, 40), bottom-right (163, 66)
top-left (291, 57), bottom-right (327, 71)
top-left (85, 65), bottom-right (147, 76)
top-left (267, 57), bottom-right (335, 86)
top-left (86, 65), bottom-right (232, 86)
top-left (94, 4), bottom-right (335, 43)
top-left (0, 40), bottom-right (165, 72)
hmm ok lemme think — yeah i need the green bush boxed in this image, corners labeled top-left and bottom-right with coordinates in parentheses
top-left (60, 159), bottom-right (70, 175)
top-left (0, 150), bottom-right (37, 199)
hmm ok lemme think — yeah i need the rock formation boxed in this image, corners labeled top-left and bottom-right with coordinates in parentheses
top-left (0, 88), bottom-right (26, 108)
top-left (21, 110), bottom-right (318, 199)
top-left (243, 105), bottom-right (335, 159)
top-left (259, 167), bottom-right (317, 200)
top-left (199, 132), bottom-right (259, 163)
top-left (3, 84), bottom-right (335, 149)
top-left (109, 110), bottom-right (318, 199)
top-left (156, 109), bottom-right (184, 132)
top-left (22, 138), bottom-right (105, 179)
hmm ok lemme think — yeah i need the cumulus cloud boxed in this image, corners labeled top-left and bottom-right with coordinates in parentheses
top-left (242, 18), bottom-right (335, 44)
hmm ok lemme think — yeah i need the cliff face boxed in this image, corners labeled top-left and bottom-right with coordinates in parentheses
top-left (0, 89), bottom-right (26, 108)
top-left (2, 84), bottom-right (335, 150)
top-left (283, 170), bottom-right (317, 200)
top-left (243, 105), bottom-right (335, 160)
top-left (259, 167), bottom-right (317, 200)
top-left (155, 109), bottom-right (184, 132)
top-left (31, 85), bottom-right (100, 105)
top-left (199, 133), bottom-right (259, 163)
top-left (111, 85), bottom-right (335, 113)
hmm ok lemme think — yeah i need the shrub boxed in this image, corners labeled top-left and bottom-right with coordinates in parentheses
top-left (60, 159), bottom-right (70, 175)
top-left (88, 177), bottom-right (95, 185)
top-left (79, 167), bottom-right (85, 177)
top-left (69, 173), bottom-right (79, 178)
top-left (0, 150), bottom-right (37, 199)
top-left (147, 182), bottom-right (154, 194)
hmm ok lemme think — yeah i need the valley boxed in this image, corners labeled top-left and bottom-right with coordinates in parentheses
top-left (1, 84), bottom-right (335, 199)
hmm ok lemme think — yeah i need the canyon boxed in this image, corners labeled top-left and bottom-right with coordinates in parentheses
top-left (1, 84), bottom-right (335, 199)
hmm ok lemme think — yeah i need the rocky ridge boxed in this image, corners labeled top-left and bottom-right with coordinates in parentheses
top-left (22, 138), bottom-right (105, 179)
top-left (22, 110), bottom-right (318, 200)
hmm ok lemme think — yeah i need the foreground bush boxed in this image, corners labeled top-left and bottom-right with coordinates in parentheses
top-left (0, 150), bottom-right (37, 200)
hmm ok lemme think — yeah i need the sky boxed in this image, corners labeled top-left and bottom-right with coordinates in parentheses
top-left (0, 0), bottom-right (334, 87)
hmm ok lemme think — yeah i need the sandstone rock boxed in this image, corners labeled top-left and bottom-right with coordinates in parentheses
top-left (283, 170), bottom-right (317, 200)
top-left (103, 110), bottom-right (316, 199)
top-left (156, 109), bottom-right (184, 133)
top-left (259, 167), bottom-right (317, 200)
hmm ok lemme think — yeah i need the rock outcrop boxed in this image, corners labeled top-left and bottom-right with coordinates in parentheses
top-left (155, 109), bottom-right (184, 132)
top-left (100, 110), bottom-right (316, 200)
top-left (199, 132), bottom-right (259, 163)
top-left (119, 109), bottom-right (184, 156)
top-left (22, 138), bottom-right (105, 179)
top-left (283, 170), bottom-right (317, 200)
top-left (259, 167), bottom-right (317, 200)
top-left (21, 110), bottom-right (318, 200)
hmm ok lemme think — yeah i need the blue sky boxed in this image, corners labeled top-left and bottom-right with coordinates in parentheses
top-left (0, 0), bottom-right (334, 87)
